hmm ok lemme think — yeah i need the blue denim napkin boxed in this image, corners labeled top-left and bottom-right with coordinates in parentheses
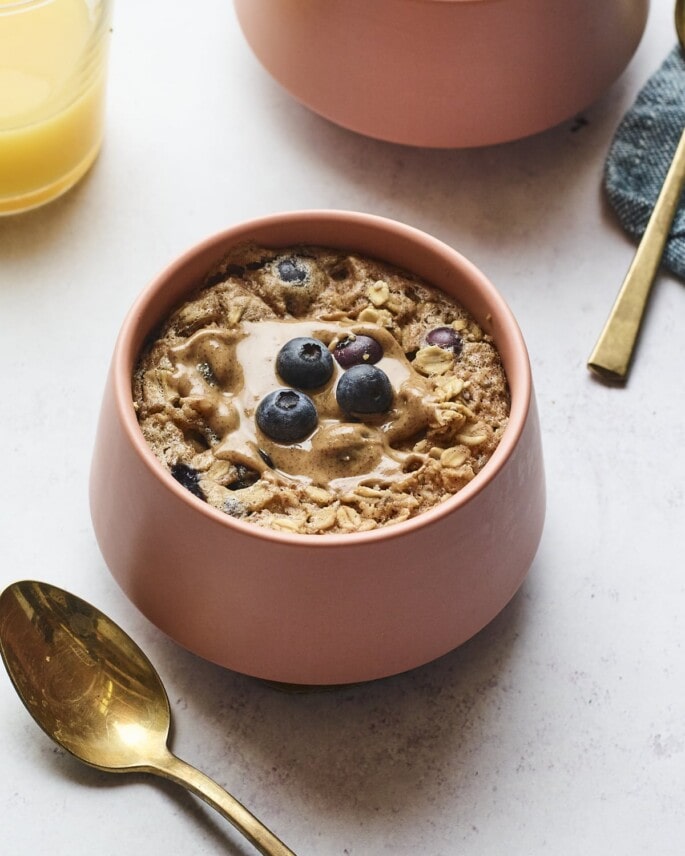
top-left (604, 45), bottom-right (685, 280)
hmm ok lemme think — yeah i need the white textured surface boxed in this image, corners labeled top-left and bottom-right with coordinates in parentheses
top-left (1, 2), bottom-right (684, 854)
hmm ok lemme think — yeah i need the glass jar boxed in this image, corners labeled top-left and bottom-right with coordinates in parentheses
top-left (0, 0), bottom-right (113, 215)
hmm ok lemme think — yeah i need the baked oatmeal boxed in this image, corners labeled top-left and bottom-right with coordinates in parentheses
top-left (133, 244), bottom-right (510, 534)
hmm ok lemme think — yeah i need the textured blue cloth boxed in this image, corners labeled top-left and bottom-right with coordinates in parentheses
top-left (604, 45), bottom-right (685, 280)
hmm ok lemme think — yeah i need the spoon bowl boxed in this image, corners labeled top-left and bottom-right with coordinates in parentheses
top-left (0, 580), bottom-right (296, 856)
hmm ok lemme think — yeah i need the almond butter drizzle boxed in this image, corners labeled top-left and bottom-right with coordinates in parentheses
top-left (166, 318), bottom-right (435, 490)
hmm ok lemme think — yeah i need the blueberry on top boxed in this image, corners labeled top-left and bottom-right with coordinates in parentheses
top-left (170, 462), bottom-right (206, 501)
top-left (425, 326), bottom-right (463, 356)
top-left (336, 364), bottom-right (393, 416)
top-left (256, 388), bottom-right (318, 443)
top-left (333, 334), bottom-right (383, 369)
top-left (276, 337), bottom-right (334, 389)
top-left (276, 256), bottom-right (310, 284)
top-left (227, 464), bottom-right (260, 491)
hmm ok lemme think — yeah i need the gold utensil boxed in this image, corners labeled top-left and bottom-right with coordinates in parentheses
top-left (588, 0), bottom-right (685, 382)
top-left (0, 580), bottom-right (296, 856)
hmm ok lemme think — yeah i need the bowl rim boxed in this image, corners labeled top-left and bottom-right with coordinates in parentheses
top-left (112, 209), bottom-right (532, 547)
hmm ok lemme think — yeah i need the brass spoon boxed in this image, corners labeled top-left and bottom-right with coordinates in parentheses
top-left (588, 0), bottom-right (685, 382)
top-left (0, 580), bottom-right (296, 856)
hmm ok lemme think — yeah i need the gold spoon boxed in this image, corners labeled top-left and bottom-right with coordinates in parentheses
top-left (588, 0), bottom-right (685, 382)
top-left (0, 580), bottom-right (296, 856)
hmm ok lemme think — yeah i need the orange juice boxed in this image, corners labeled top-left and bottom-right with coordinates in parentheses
top-left (0, 0), bottom-right (111, 214)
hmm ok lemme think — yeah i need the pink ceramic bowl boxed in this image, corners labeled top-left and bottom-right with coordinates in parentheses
top-left (90, 211), bottom-right (545, 685)
top-left (234, 0), bottom-right (649, 148)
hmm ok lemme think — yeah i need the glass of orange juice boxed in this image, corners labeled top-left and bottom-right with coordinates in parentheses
top-left (0, 0), bottom-right (112, 215)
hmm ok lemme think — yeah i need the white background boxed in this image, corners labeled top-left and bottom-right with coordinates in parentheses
top-left (1, 2), bottom-right (683, 854)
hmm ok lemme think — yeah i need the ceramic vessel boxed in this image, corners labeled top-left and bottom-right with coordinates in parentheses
top-left (234, 0), bottom-right (649, 148)
top-left (90, 211), bottom-right (546, 685)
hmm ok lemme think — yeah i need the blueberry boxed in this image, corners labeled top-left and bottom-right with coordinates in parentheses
top-left (170, 462), bottom-right (205, 501)
top-left (333, 334), bottom-right (383, 369)
top-left (276, 256), bottom-right (309, 284)
top-left (256, 388), bottom-right (318, 443)
top-left (276, 337), bottom-right (334, 389)
top-left (227, 464), bottom-right (260, 490)
top-left (425, 326), bottom-right (463, 356)
top-left (336, 365), bottom-right (393, 415)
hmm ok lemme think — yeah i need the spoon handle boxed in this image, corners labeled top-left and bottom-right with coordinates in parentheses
top-left (587, 126), bottom-right (685, 382)
top-left (152, 751), bottom-right (297, 856)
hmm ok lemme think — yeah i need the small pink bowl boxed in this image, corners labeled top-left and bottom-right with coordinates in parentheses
top-left (234, 0), bottom-right (649, 148)
top-left (90, 211), bottom-right (545, 685)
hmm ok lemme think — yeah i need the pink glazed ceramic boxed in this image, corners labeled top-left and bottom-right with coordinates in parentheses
top-left (90, 211), bottom-right (545, 685)
top-left (234, 0), bottom-right (649, 148)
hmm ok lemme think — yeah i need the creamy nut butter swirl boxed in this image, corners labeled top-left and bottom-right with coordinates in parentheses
top-left (133, 245), bottom-right (510, 534)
